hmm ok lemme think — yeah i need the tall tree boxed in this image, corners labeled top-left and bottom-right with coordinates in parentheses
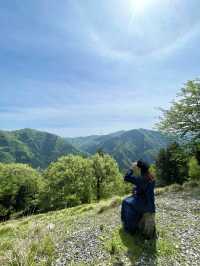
top-left (156, 142), bottom-right (188, 185)
top-left (157, 80), bottom-right (200, 139)
top-left (43, 155), bottom-right (94, 210)
top-left (91, 153), bottom-right (122, 201)
top-left (188, 156), bottom-right (200, 181)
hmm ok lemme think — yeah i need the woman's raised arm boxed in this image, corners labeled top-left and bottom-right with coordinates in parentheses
top-left (124, 169), bottom-right (141, 185)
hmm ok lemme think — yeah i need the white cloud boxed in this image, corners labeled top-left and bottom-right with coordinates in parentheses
top-left (148, 21), bottom-right (200, 59)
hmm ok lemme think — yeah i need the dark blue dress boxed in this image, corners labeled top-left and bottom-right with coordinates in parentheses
top-left (121, 169), bottom-right (155, 234)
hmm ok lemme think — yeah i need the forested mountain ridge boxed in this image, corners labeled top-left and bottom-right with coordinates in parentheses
top-left (0, 128), bottom-right (172, 169)
top-left (0, 128), bottom-right (80, 168)
top-left (66, 129), bottom-right (172, 170)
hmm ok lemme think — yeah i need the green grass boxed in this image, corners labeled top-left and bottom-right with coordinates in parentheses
top-left (0, 219), bottom-right (56, 266)
top-left (0, 185), bottom-right (198, 266)
top-left (0, 197), bottom-right (122, 266)
top-left (102, 225), bottom-right (178, 265)
top-left (155, 180), bottom-right (200, 197)
top-left (97, 196), bottom-right (122, 214)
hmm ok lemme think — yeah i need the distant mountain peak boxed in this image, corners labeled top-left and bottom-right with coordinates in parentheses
top-left (0, 128), bottom-right (172, 170)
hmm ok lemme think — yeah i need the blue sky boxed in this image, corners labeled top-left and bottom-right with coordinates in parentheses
top-left (1, 0), bottom-right (200, 137)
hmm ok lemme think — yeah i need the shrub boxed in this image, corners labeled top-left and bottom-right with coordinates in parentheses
top-left (0, 163), bottom-right (44, 219)
top-left (168, 183), bottom-right (183, 192)
top-left (156, 143), bottom-right (188, 185)
top-left (189, 156), bottom-right (200, 181)
top-left (43, 155), bottom-right (94, 211)
top-left (182, 180), bottom-right (200, 190)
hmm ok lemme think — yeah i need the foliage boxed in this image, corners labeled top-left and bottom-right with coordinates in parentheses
top-left (155, 142), bottom-right (188, 185)
top-left (0, 151), bottom-right (125, 218)
top-left (191, 141), bottom-right (200, 164)
top-left (157, 79), bottom-right (200, 139)
top-left (42, 154), bottom-right (124, 210)
top-left (149, 164), bottom-right (156, 177)
top-left (0, 163), bottom-right (44, 220)
top-left (189, 156), bottom-right (200, 180)
top-left (97, 196), bottom-right (122, 214)
top-left (103, 226), bottom-right (177, 265)
top-left (1, 224), bottom-right (55, 266)
top-left (42, 155), bottom-right (94, 211)
top-left (90, 153), bottom-right (123, 200)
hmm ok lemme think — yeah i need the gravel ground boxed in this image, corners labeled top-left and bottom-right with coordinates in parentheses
top-left (54, 191), bottom-right (200, 266)
top-left (156, 192), bottom-right (200, 266)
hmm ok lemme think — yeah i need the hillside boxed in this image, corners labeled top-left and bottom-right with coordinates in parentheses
top-left (67, 129), bottom-right (172, 170)
top-left (0, 184), bottom-right (200, 265)
top-left (0, 128), bottom-right (172, 169)
top-left (0, 129), bottom-right (79, 168)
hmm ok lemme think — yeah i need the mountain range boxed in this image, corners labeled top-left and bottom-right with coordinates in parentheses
top-left (0, 128), bottom-right (172, 170)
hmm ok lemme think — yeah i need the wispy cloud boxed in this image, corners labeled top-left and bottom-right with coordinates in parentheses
top-left (0, 89), bottom-right (170, 137)
top-left (88, 30), bottom-right (132, 60)
top-left (148, 21), bottom-right (200, 59)
top-left (0, 0), bottom-right (200, 136)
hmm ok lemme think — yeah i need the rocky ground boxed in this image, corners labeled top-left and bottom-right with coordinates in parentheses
top-left (1, 187), bottom-right (200, 266)
top-left (54, 190), bottom-right (200, 266)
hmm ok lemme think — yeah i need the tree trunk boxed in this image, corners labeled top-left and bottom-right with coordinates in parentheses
top-left (97, 177), bottom-right (100, 201)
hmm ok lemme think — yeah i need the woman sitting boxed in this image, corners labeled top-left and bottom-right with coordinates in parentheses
top-left (121, 160), bottom-right (156, 237)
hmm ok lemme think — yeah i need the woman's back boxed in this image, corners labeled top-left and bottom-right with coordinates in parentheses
top-left (121, 160), bottom-right (156, 237)
top-left (124, 169), bottom-right (155, 212)
top-left (131, 174), bottom-right (155, 213)
top-left (144, 179), bottom-right (155, 212)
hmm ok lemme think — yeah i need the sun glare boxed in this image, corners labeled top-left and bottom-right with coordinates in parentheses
top-left (128, 0), bottom-right (156, 14)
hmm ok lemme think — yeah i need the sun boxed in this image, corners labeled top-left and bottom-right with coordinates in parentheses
top-left (128, 0), bottom-right (156, 14)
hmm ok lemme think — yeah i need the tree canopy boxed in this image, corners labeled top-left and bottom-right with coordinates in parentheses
top-left (155, 142), bottom-right (188, 185)
top-left (0, 163), bottom-right (44, 219)
top-left (90, 153), bottom-right (123, 201)
top-left (42, 154), bottom-right (123, 211)
top-left (43, 155), bottom-right (94, 210)
top-left (157, 80), bottom-right (200, 139)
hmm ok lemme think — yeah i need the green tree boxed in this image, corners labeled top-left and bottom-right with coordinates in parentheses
top-left (192, 141), bottom-right (200, 164)
top-left (90, 153), bottom-right (122, 201)
top-left (43, 155), bottom-right (94, 210)
top-left (157, 79), bottom-right (200, 139)
top-left (156, 143), bottom-right (188, 185)
top-left (188, 156), bottom-right (200, 181)
top-left (0, 163), bottom-right (43, 219)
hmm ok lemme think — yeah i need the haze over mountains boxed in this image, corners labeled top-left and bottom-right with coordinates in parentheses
top-left (0, 128), bottom-right (172, 170)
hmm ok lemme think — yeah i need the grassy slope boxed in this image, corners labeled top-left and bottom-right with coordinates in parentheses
top-left (0, 183), bottom-right (200, 266)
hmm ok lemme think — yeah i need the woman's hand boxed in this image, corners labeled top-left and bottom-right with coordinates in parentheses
top-left (131, 161), bottom-right (138, 170)
top-left (131, 161), bottom-right (141, 176)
